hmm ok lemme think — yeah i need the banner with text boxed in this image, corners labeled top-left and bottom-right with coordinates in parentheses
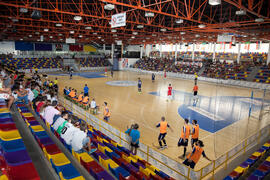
top-left (111, 12), bottom-right (126, 28)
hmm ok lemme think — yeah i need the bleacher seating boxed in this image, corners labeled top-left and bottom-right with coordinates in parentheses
top-left (202, 61), bottom-right (253, 80)
top-left (15, 103), bottom-right (84, 180)
top-left (0, 57), bottom-right (62, 69)
top-left (253, 66), bottom-right (270, 84)
top-left (64, 96), bottom-right (175, 180)
top-left (133, 58), bottom-right (201, 74)
top-left (224, 140), bottom-right (270, 180)
top-left (77, 57), bottom-right (111, 68)
top-left (0, 100), bottom-right (40, 180)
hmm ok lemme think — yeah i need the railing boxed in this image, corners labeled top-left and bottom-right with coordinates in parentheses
top-left (124, 68), bottom-right (270, 90)
top-left (59, 96), bottom-right (270, 180)
top-left (18, 68), bottom-right (62, 73)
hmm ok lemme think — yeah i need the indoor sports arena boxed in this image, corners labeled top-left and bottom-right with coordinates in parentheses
top-left (0, 0), bottom-right (270, 179)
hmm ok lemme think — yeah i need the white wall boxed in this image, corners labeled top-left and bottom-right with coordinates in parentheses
top-left (126, 45), bottom-right (140, 51)
top-left (0, 41), bottom-right (15, 54)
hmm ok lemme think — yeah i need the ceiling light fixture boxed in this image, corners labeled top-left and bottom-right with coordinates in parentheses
top-left (44, 28), bottom-right (49, 32)
top-left (49, 36), bottom-right (53, 38)
top-left (160, 28), bottom-right (167, 32)
top-left (145, 12), bottom-right (154, 17)
top-left (85, 26), bottom-right (92, 30)
top-left (131, 36), bottom-right (135, 39)
top-left (175, 19), bottom-right (184, 24)
top-left (74, 16), bottom-right (82, 21)
top-left (180, 32), bottom-right (186, 35)
top-left (137, 25), bottom-right (144, 29)
top-left (93, 32), bottom-right (97, 35)
top-left (255, 18), bottom-right (264, 23)
top-left (209, 0), bottom-right (221, 6)
top-left (198, 24), bottom-right (206, 28)
top-left (111, 29), bottom-right (117, 32)
top-left (59, 33), bottom-right (63, 36)
top-left (79, 35), bottom-right (83, 38)
top-left (70, 30), bottom-right (74, 34)
top-left (132, 32), bottom-right (138, 35)
top-left (55, 23), bottom-right (62, 27)
top-left (29, 35), bottom-right (32, 37)
top-left (236, 9), bottom-right (246, 15)
top-left (104, 4), bottom-right (115, 10)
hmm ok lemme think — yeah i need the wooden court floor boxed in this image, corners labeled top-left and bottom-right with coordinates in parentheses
top-left (48, 71), bottom-right (269, 170)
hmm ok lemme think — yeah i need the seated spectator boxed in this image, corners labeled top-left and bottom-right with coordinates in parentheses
top-left (82, 95), bottom-right (89, 105)
top-left (0, 88), bottom-right (14, 109)
top-left (77, 92), bottom-right (83, 102)
top-left (41, 100), bottom-right (62, 125)
top-left (15, 84), bottom-right (30, 106)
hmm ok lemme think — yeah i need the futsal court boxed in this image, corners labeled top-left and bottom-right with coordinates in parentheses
top-left (48, 70), bottom-right (270, 170)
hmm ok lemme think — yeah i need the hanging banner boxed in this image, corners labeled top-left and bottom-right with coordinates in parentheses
top-left (111, 12), bottom-right (126, 28)
top-left (217, 35), bottom-right (233, 42)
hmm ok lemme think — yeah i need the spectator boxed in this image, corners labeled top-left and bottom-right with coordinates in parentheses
top-left (90, 98), bottom-right (98, 114)
top-left (41, 100), bottom-right (62, 125)
top-left (125, 124), bottom-right (140, 155)
top-left (15, 84), bottom-right (30, 106)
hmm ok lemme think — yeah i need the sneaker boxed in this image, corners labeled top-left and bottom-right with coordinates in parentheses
top-left (88, 148), bottom-right (97, 154)
top-left (178, 155), bottom-right (185, 159)
top-left (163, 145), bottom-right (168, 148)
top-left (157, 146), bottom-right (163, 149)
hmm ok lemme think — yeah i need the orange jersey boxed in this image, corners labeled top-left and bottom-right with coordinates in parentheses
top-left (103, 106), bottom-right (111, 117)
top-left (159, 121), bottom-right (168, 134)
top-left (69, 90), bottom-right (76, 98)
top-left (77, 94), bottom-right (83, 102)
top-left (187, 145), bottom-right (204, 164)
top-left (180, 124), bottom-right (190, 139)
top-left (192, 124), bottom-right (199, 139)
top-left (193, 85), bottom-right (198, 91)
top-left (82, 96), bottom-right (89, 104)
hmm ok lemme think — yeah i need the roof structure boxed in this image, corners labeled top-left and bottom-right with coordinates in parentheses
top-left (0, 0), bottom-right (269, 45)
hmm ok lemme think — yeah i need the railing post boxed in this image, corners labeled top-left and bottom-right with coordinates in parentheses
top-left (147, 146), bottom-right (149, 162)
top-left (225, 152), bottom-right (228, 170)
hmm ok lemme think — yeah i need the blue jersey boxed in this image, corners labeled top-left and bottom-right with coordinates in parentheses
top-left (138, 80), bottom-right (142, 87)
top-left (84, 86), bottom-right (89, 93)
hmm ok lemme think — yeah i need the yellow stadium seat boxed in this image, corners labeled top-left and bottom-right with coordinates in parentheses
top-left (266, 156), bottom-right (270, 162)
top-left (80, 153), bottom-right (94, 164)
top-left (263, 143), bottom-right (270, 147)
top-left (146, 164), bottom-right (159, 172)
top-left (31, 125), bottom-right (44, 132)
top-left (0, 130), bottom-right (21, 141)
top-left (111, 141), bottom-right (118, 147)
top-left (50, 153), bottom-right (70, 166)
top-left (139, 166), bottom-right (156, 177)
top-left (98, 144), bottom-right (106, 154)
top-left (234, 166), bottom-right (246, 174)
top-left (252, 152), bottom-right (261, 157)
top-left (122, 154), bottom-right (137, 163)
top-left (72, 151), bottom-right (93, 163)
top-left (0, 108), bottom-right (10, 113)
top-left (99, 157), bottom-right (118, 169)
top-left (0, 174), bottom-right (8, 180)
top-left (22, 113), bottom-right (34, 117)
top-left (59, 172), bottom-right (85, 180)
top-left (130, 154), bottom-right (142, 161)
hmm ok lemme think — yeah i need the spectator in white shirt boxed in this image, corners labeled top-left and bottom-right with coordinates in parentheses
top-left (90, 98), bottom-right (98, 114)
